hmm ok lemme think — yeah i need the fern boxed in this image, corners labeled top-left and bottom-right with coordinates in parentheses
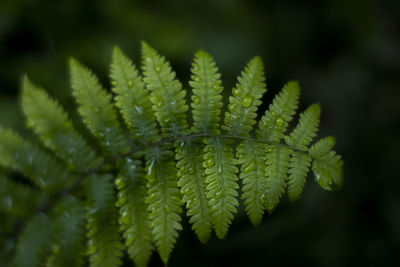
top-left (0, 43), bottom-right (344, 266)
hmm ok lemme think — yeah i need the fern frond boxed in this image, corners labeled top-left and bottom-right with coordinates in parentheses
top-left (309, 136), bottom-right (336, 158)
top-left (236, 140), bottom-right (267, 226)
top-left (0, 127), bottom-right (70, 191)
top-left (309, 138), bottom-right (343, 191)
top-left (285, 103), bottom-right (321, 151)
top-left (203, 137), bottom-right (239, 238)
top-left (2, 43), bottom-right (345, 267)
top-left (141, 42), bottom-right (189, 137)
top-left (258, 81), bottom-right (300, 142)
top-left (14, 214), bottom-right (54, 267)
top-left (145, 146), bottom-right (182, 264)
top-left (111, 46), bottom-right (160, 145)
top-left (224, 56), bottom-right (266, 136)
top-left (86, 174), bottom-right (123, 267)
top-left (116, 158), bottom-right (153, 267)
top-left (190, 50), bottom-right (223, 134)
top-left (70, 59), bottom-right (128, 154)
top-left (264, 145), bottom-right (292, 213)
top-left (21, 76), bottom-right (98, 171)
top-left (46, 196), bottom-right (86, 267)
top-left (287, 152), bottom-right (312, 202)
top-left (176, 140), bottom-right (212, 243)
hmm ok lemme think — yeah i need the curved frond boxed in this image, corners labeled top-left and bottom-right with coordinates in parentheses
top-left (86, 174), bottom-right (123, 267)
top-left (237, 140), bottom-right (267, 226)
top-left (190, 50), bottom-right (223, 134)
top-left (145, 146), bottom-right (182, 264)
top-left (116, 158), bottom-right (153, 267)
top-left (21, 76), bottom-right (98, 171)
top-left (224, 56), bottom-right (267, 136)
top-left (258, 81), bottom-right (300, 142)
top-left (309, 137), bottom-right (343, 190)
top-left (285, 103), bottom-right (320, 151)
top-left (176, 140), bottom-right (212, 243)
top-left (70, 58), bottom-right (128, 154)
top-left (111, 46), bottom-right (160, 145)
top-left (203, 137), bottom-right (239, 238)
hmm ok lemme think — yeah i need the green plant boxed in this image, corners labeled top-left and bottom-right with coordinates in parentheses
top-left (0, 42), bottom-right (343, 267)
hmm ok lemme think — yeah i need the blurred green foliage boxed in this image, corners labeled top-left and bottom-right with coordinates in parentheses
top-left (0, 0), bottom-right (399, 266)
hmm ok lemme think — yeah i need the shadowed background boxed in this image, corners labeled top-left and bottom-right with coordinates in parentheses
top-left (0, 0), bottom-right (399, 266)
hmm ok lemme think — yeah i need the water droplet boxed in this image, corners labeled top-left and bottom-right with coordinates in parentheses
top-left (243, 164), bottom-right (255, 173)
top-left (228, 103), bottom-right (239, 113)
top-left (206, 157), bottom-right (215, 168)
top-left (128, 81), bottom-right (133, 87)
top-left (233, 88), bottom-right (243, 97)
top-left (148, 159), bottom-right (155, 176)
top-left (188, 166), bottom-right (195, 174)
top-left (241, 94), bottom-right (254, 108)
top-left (135, 105), bottom-right (143, 114)
top-left (155, 65), bottom-right (161, 72)
top-left (192, 95), bottom-right (201, 105)
top-left (213, 84), bottom-right (221, 91)
top-left (276, 116), bottom-right (285, 127)
top-left (165, 205), bottom-right (171, 213)
top-left (194, 76), bottom-right (201, 82)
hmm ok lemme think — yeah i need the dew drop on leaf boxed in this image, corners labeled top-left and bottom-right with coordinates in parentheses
top-left (206, 157), bottom-right (215, 168)
top-left (192, 95), bottom-right (201, 105)
top-left (228, 103), bottom-right (239, 113)
top-left (233, 87), bottom-right (243, 97)
top-left (241, 94), bottom-right (254, 108)
top-left (276, 116), bottom-right (285, 127)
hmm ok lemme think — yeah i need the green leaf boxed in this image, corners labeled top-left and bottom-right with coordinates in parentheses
top-left (287, 152), bottom-right (312, 202)
top-left (224, 56), bottom-right (267, 136)
top-left (145, 146), bottom-right (182, 264)
top-left (258, 81), bottom-right (300, 142)
top-left (141, 42), bottom-right (189, 137)
top-left (14, 214), bottom-right (54, 267)
top-left (111, 46), bottom-right (160, 145)
top-left (176, 139), bottom-right (212, 243)
top-left (86, 174), bottom-right (124, 267)
top-left (237, 140), bottom-right (267, 226)
top-left (47, 196), bottom-right (86, 267)
top-left (190, 50), bottom-right (223, 134)
top-left (0, 127), bottom-right (71, 191)
top-left (309, 136), bottom-right (336, 158)
top-left (70, 58), bottom-right (129, 155)
top-left (264, 145), bottom-right (292, 213)
top-left (309, 137), bottom-right (343, 190)
top-left (285, 103), bottom-right (320, 151)
top-left (203, 137), bottom-right (239, 238)
top-left (115, 158), bottom-right (153, 267)
top-left (21, 76), bottom-right (98, 171)
top-left (0, 174), bottom-right (44, 217)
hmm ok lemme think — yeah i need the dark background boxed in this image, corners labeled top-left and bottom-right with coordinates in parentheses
top-left (1, 0), bottom-right (399, 266)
